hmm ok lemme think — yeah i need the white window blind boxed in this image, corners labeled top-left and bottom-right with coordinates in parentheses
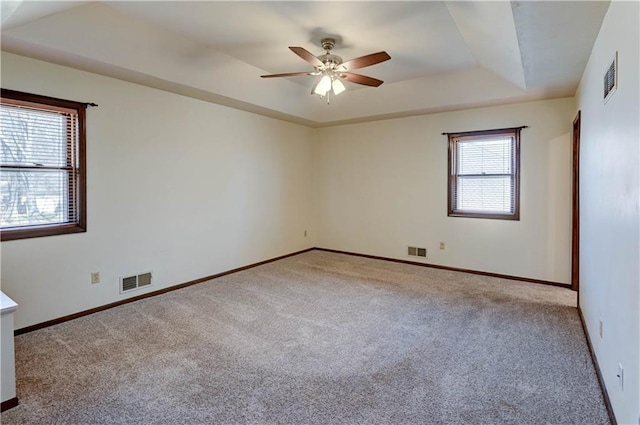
top-left (448, 128), bottom-right (521, 220)
top-left (456, 137), bottom-right (514, 212)
top-left (1, 100), bottom-right (80, 230)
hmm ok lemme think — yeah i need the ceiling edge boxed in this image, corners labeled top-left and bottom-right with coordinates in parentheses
top-left (1, 45), bottom-right (319, 128)
top-left (311, 94), bottom-right (575, 128)
top-left (1, 47), bottom-right (577, 130)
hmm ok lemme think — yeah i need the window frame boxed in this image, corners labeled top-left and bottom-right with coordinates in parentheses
top-left (447, 127), bottom-right (521, 221)
top-left (1, 89), bottom-right (87, 241)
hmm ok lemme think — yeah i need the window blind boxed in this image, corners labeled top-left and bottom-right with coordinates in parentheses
top-left (454, 136), bottom-right (515, 213)
top-left (1, 102), bottom-right (80, 229)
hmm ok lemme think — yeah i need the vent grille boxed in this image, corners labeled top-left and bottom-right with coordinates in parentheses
top-left (121, 276), bottom-right (138, 292)
top-left (120, 271), bottom-right (153, 293)
top-left (138, 272), bottom-right (152, 287)
top-left (604, 52), bottom-right (617, 103)
top-left (407, 246), bottom-right (427, 258)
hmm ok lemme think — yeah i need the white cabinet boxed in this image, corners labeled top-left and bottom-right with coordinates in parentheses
top-left (1, 291), bottom-right (18, 410)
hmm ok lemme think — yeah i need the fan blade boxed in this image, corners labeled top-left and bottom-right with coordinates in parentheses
top-left (341, 73), bottom-right (384, 87)
top-left (340, 51), bottom-right (391, 71)
top-left (289, 47), bottom-right (324, 68)
top-left (261, 72), bottom-right (315, 78)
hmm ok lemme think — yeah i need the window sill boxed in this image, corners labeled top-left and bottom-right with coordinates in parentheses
top-left (1, 223), bottom-right (86, 242)
top-left (448, 211), bottom-right (520, 221)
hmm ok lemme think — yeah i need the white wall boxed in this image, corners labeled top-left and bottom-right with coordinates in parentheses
top-left (576, 1), bottom-right (640, 423)
top-left (2, 38), bottom-right (627, 417)
top-left (0, 53), bottom-right (316, 330)
top-left (315, 98), bottom-right (575, 284)
top-left (0, 52), bottom-right (587, 336)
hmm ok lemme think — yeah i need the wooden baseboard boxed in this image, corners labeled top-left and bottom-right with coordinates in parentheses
top-left (14, 248), bottom-right (314, 336)
top-left (577, 306), bottom-right (617, 425)
top-left (1, 397), bottom-right (19, 412)
top-left (314, 247), bottom-right (569, 288)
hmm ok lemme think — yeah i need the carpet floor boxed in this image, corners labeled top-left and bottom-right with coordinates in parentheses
top-left (2, 250), bottom-right (609, 424)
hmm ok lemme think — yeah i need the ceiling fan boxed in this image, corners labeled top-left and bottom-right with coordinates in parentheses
top-left (261, 38), bottom-right (391, 103)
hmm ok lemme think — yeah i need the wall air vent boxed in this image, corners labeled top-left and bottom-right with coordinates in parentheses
top-left (407, 246), bottom-right (427, 259)
top-left (604, 51), bottom-right (617, 103)
top-left (120, 271), bottom-right (153, 294)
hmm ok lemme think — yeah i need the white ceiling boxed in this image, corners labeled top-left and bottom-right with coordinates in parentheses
top-left (1, 1), bottom-right (610, 127)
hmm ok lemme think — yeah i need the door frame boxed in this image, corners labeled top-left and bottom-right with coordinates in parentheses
top-left (571, 111), bottom-right (581, 295)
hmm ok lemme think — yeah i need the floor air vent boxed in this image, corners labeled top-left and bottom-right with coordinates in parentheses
top-left (408, 246), bottom-right (427, 258)
top-left (120, 272), bottom-right (152, 294)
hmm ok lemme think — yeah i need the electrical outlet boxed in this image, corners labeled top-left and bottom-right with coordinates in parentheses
top-left (91, 272), bottom-right (100, 284)
top-left (599, 319), bottom-right (604, 339)
top-left (617, 363), bottom-right (624, 391)
top-left (439, 242), bottom-right (445, 250)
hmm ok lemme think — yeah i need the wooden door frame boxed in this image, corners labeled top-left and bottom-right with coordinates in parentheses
top-left (571, 111), bottom-right (581, 295)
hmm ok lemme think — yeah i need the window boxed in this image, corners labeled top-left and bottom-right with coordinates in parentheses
top-left (1, 89), bottom-right (86, 241)
top-left (447, 127), bottom-right (521, 220)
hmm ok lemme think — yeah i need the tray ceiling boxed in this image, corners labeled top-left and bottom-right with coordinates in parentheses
top-left (1, 1), bottom-right (609, 127)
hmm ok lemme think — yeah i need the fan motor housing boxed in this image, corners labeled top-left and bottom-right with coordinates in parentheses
top-left (318, 38), bottom-right (343, 69)
top-left (318, 53), bottom-right (343, 69)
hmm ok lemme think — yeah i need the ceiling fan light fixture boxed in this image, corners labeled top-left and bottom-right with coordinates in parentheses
top-left (314, 75), bottom-right (332, 96)
top-left (311, 81), bottom-right (322, 95)
top-left (332, 78), bottom-right (346, 95)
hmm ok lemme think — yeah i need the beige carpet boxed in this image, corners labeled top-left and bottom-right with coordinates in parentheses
top-left (2, 250), bottom-right (609, 424)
